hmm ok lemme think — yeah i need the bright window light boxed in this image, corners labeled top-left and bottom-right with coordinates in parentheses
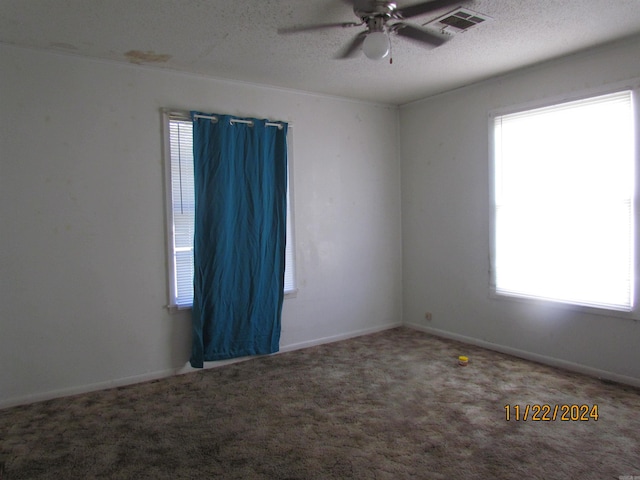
top-left (492, 90), bottom-right (635, 311)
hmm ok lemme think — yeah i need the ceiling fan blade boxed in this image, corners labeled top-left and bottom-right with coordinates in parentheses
top-left (335, 31), bottom-right (367, 59)
top-left (396, 0), bottom-right (463, 19)
top-left (278, 21), bottom-right (360, 34)
top-left (393, 22), bottom-right (448, 46)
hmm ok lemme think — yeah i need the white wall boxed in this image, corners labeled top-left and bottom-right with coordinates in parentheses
top-left (400, 36), bottom-right (640, 386)
top-left (0, 45), bottom-right (402, 407)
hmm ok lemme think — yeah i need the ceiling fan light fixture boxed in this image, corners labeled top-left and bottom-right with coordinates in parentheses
top-left (362, 31), bottom-right (390, 60)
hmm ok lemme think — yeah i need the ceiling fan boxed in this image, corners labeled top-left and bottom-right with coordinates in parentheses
top-left (278, 0), bottom-right (468, 61)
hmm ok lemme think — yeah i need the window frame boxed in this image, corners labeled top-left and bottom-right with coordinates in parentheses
top-left (162, 109), bottom-right (297, 312)
top-left (488, 82), bottom-right (640, 320)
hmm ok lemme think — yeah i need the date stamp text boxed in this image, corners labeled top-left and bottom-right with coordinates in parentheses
top-left (504, 404), bottom-right (598, 421)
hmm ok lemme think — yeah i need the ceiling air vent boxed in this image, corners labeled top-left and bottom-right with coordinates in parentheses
top-left (423, 8), bottom-right (491, 35)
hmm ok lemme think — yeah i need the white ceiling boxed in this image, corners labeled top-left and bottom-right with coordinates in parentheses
top-left (2, 0), bottom-right (640, 105)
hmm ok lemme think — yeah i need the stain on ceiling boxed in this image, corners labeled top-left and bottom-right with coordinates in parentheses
top-left (2, 0), bottom-right (640, 105)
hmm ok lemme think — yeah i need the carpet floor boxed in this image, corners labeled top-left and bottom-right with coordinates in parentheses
top-left (1, 327), bottom-right (639, 479)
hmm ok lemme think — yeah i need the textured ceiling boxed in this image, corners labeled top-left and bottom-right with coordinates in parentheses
top-left (2, 0), bottom-right (640, 105)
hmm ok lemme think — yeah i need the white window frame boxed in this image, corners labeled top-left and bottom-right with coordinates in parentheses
top-left (488, 83), bottom-right (640, 319)
top-left (162, 110), bottom-right (297, 311)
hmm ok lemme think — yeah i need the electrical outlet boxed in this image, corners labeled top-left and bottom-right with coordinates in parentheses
top-left (425, 312), bottom-right (432, 321)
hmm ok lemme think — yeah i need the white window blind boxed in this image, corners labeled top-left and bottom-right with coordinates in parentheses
top-left (492, 90), bottom-right (635, 311)
top-left (165, 114), bottom-right (296, 309)
top-left (168, 119), bottom-right (196, 308)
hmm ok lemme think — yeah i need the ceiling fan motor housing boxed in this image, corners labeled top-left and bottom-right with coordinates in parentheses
top-left (354, 1), bottom-right (398, 24)
top-left (366, 16), bottom-right (387, 33)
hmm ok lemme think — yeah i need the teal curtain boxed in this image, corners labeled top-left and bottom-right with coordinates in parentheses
top-left (190, 113), bottom-right (288, 368)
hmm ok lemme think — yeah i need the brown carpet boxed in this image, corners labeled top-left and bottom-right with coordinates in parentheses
top-left (1, 327), bottom-right (639, 479)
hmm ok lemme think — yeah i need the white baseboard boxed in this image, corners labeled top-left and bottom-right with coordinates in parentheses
top-left (174, 322), bottom-right (402, 375)
top-left (278, 322), bottom-right (402, 354)
top-left (1, 322), bottom-right (402, 410)
top-left (405, 322), bottom-right (640, 389)
top-left (0, 368), bottom-right (179, 410)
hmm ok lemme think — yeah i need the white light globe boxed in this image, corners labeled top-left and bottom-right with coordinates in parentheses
top-left (362, 31), bottom-right (390, 60)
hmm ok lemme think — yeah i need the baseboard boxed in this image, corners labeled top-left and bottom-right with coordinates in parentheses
top-left (0, 368), bottom-right (179, 410)
top-left (278, 322), bottom-right (403, 354)
top-left (0, 322), bottom-right (402, 410)
top-left (405, 322), bottom-right (640, 389)
top-left (173, 322), bottom-right (403, 375)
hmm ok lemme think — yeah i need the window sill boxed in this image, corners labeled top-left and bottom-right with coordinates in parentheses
top-left (167, 290), bottom-right (298, 314)
top-left (489, 289), bottom-right (640, 322)
top-left (167, 304), bottom-right (192, 314)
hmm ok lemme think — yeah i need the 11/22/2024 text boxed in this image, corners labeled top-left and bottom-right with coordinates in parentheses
top-left (504, 404), bottom-right (599, 421)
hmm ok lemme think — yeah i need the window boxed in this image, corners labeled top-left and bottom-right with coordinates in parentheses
top-left (164, 111), bottom-right (296, 309)
top-left (491, 90), bottom-right (635, 312)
